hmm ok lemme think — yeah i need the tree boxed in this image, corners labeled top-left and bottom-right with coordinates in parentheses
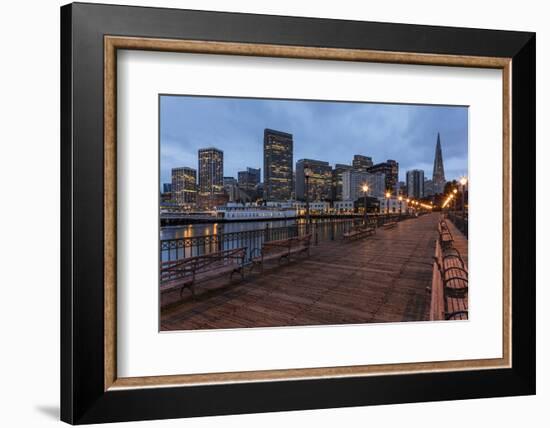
top-left (443, 179), bottom-right (458, 195)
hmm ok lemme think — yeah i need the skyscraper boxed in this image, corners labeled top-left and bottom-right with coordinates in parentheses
top-left (263, 129), bottom-right (293, 201)
top-left (424, 178), bottom-right (434, 197)
top-left (171, 167), bottom-right (197, 205)
top-left (238, 167), bottom-right (261, 191)
top-left (332, 164), bottom-right (353, 201)
top-left (247, 167), bottom-right (261, 185)
top-left (223, 176), bottom-right (237, 187)
top-left (198, 147), bottom-right (224, 196)
top-left (367, 159), bottom-right (399, 194)
top-left (342, 170), bottom-right (385, 201)
top-left (352, 155), bottom-right (373, 172)
top-left (432, 133), bottom-right (446, 194)
top-left (367, 172), bottom-right (387, 197)
top-left (406, 169), bottom-right (425, 199)
top-left (295, 159), bottom-right (333, 201)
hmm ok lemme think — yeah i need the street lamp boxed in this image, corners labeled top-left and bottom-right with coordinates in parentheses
top-left (452, 188), bottom-right (458, 213)
top-left (398, 196), bottom-right (403, 219)
top-left (304, 165), bottom-right (312, 233)
top-left (385, 191), bottom-right (391, 215)
top-left (362, 184), bottom-right (369, 225)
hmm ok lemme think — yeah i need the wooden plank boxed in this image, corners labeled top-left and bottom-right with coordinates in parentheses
top-left (161, 213), bottom-right (446, 330)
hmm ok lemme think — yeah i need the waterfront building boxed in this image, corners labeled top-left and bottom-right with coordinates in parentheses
top-left (163, 183), bottom-right (172, 193)
top-left (406, 169), bottom-right (425, 199)
top-left (263, 128), bottom-right (293, 201)
top-left (332, 164), bottom-right (353, 201)
top-left (352, 154), bottom-right (373, 172)
top-left (295, 159), bottom-right (333, 201)
top-left (432, 132), bottom-right (446, 194)
top-left (171, 166), bottom-right (197, 205)
top-left (354, 196), bottom-right (381, 213)
top-left (342, 170), bottom-right (386, 201)
top-left (378, 196), bottom-right (407, 214)
top-left (294, 201), bottom-right (331, 214)
top-left (367, 160), bottom-right (399, 194)
top-left (334, 200), bottom-right (355, 213)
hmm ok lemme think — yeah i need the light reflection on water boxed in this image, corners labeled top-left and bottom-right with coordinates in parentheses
top-left (159, 217), bottom-right (366, 262)
top-left (160, 219), bottom-right (300, 240)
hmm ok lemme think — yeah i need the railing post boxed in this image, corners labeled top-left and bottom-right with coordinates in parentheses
top-left (314, 223), bottom-right (318, 245)
top-left (264, 223), bottom-right (270, 243)
top-left (217, 224), bottom-right (224, 252)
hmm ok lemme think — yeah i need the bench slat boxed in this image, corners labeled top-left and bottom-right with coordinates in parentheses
top-left (252, 234), bottom-right (311, 271)
top-left (160, 247), bottom-right (247, 298)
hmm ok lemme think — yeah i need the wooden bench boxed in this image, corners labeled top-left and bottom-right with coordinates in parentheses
top-left (438, 220), bottom-right (454, 250)
top-left (441, 248), bottom-right (468, 320)
top-left (342, 223), bottom-right (376, 241)
top-left (430, 238), bottom-right (468, 320)
top-left (251, 234), bottom-right (311, 273)
top-left (160, 247), bottom-right (247, 299)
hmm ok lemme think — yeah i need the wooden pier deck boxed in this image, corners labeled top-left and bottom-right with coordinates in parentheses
top-left (161, 213), bottom-right (442, 331)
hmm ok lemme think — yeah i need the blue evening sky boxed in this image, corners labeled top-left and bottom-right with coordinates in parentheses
top-left (160, 95), bottom-right (468, 187)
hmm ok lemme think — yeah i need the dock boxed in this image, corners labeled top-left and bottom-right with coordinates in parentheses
top-left (161, 213), bottom-right (444, 330)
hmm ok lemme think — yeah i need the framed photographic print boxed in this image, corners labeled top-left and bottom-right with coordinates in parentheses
top-left (61, 2), bottom-right (535, 424)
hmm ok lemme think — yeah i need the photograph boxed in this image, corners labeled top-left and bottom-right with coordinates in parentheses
top-left (158, 95), bottom-right (469, 331)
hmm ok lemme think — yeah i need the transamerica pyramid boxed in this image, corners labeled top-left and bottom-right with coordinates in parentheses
top-left (432, 132), bottom-right (446, 194)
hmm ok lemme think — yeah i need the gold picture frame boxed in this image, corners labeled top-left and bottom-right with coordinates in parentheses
top-left (103, 36), bottom-right (512, 391)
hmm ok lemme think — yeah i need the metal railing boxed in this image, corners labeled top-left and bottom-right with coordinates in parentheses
top-left (447, 211), bottom-right (468, 237)
top-left (160, 214), bottom-right (411, 263)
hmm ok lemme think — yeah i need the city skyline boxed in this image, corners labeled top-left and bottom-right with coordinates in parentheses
top-left (160, 95), bottom-right (468, 189)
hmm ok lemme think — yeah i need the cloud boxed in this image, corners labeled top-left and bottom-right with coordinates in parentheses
top-left (159, 95), bottom-right (468, 186)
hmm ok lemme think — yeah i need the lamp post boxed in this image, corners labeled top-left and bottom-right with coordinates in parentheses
top-left (452, 188), bottom-right (458, 214)
top-left (362, 184), bottom-right (369, 225)
top-left (304, 166), bottom-right (312, 234)
top-left (385, 191), bottom-right (391, 216)
top-left (459, 176), bottom-right (468, 234)
top-left (398, 196), bottom-right (403, 220)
